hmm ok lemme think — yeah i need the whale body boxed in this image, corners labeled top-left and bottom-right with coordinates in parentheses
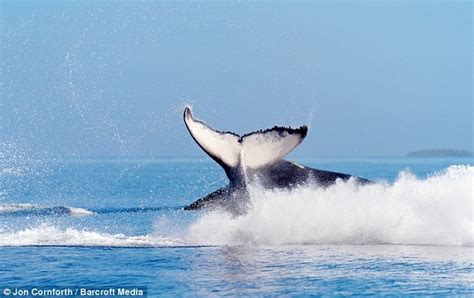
top-left (183, 107), bottom-right (369, 213)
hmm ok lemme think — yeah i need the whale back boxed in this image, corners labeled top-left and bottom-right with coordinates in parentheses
top-left (183, 160), bottom-right (370, 211)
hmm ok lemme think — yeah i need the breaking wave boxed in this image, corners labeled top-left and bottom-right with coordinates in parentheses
top-left (0, 204), bottom-right (180, 217)
top-left (186, 165), bottom-right (473, 246)
top-left (0, 203), bottom-right (94, 216)
top-left (0, 225), bottom-right (181, 247)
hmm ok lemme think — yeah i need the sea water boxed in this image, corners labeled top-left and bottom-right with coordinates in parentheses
top-left (0, 157), bottom-right (472, 295)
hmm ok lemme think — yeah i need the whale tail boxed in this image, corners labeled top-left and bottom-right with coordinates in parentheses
top-left (183, 107), bottom-right (308, 179)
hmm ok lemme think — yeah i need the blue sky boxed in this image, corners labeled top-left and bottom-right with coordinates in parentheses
top-left (1, 1), bottom-right (472, 158)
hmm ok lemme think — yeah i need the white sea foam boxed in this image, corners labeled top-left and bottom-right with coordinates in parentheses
top-left (0, 225), bottom-right (181, 247)
top-left (186, 165), bottom-right (474, 246)
top-left (67, 207), bottom-right (95, 216)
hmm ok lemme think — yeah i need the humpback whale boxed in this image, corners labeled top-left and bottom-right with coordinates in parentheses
top-left (183, 107), bottom-right (369, 213)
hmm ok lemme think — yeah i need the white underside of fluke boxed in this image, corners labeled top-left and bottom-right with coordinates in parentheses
top-left (184, 107), bottom-right (308, 170)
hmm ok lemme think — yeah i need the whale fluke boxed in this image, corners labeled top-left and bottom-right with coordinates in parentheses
top-left (184, 106), bottom-right (307, 175)
top-left (184, 107), bottom-right (240, 172)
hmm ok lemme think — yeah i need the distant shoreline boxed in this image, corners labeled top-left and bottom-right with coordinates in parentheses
top-left (406, 149), bottom-right (473, 158)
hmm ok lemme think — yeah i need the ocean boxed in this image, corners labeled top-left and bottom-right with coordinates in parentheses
top-left (0, 157), bottom-right (472, 296)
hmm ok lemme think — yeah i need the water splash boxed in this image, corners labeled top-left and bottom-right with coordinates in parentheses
top-left (186, 165), bottom-right (473, 246)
